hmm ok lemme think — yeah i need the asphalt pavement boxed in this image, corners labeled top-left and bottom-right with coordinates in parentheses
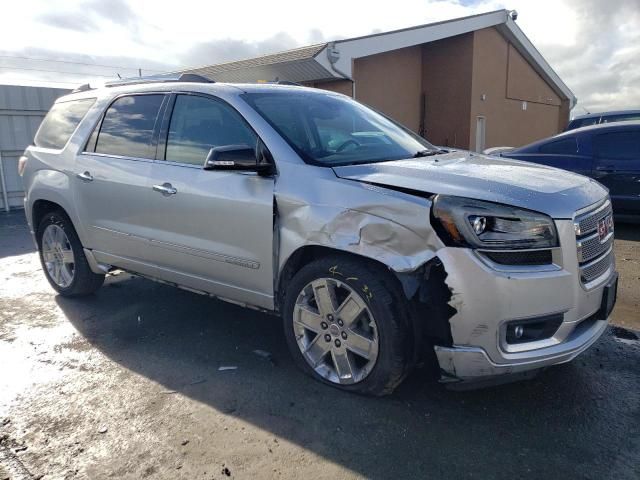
top-left (1, 210), bottom-right (638, 479)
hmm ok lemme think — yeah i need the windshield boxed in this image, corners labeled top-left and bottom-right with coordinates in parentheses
top-left (242, 91), bottom-right (437, 166)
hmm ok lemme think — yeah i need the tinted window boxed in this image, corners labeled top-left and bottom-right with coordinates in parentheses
top-left (538, 138), bottom-right (578, 154)
top-left (34, 98), bottom-right (95, 149)
top-left (95, 94), bottom-right (165, 158)
top-left (602, 113), bottom-right (640, 124)
top-left (165, 95), bottom-right (257, 165)
top-left (243, 92), bottom-right (436, 166)
top-left (593, 131), bottom-right (640, 160)
top-left (568, 118), bottom-right (598, 130)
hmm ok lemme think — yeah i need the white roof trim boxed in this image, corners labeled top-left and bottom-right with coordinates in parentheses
top-left (314, 10), bottom-right (576, 107)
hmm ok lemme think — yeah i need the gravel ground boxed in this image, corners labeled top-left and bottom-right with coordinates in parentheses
top-left (1, 211), bottom-right (639, 479)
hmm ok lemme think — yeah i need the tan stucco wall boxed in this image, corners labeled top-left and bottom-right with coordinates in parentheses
top-left (470, 28), bottom-right (564, 149)
top-left (421, 33), bottom-right (474, 149)
top-left (307, 27), bottom-right (568, 150)
top-left (352, 46), bottom-right (423, 131)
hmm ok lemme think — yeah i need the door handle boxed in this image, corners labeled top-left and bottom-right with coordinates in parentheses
top-left (152, 182), bottom-right (177, 196)
top-left (76, 171), bottom-right (93, 182)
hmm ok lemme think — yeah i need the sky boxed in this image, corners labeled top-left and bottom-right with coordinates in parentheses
top-left (0, 0), bottom-right (638, 113)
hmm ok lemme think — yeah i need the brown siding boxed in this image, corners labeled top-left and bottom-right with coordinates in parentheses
top-left (353, 46), bottom-right (423, 131)
top-left (311, 79), bottom-right (353, 96)
top-left (421, 33), bottom-right (474, 149)
top-left (470, 28), bottom-right (563, 149)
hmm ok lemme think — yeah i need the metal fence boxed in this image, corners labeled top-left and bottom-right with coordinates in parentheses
top-left (0, 85), bottom-right (69, 212)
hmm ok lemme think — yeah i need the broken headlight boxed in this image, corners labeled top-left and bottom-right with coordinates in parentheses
top-left (432, 195), bottom-right (558, 250)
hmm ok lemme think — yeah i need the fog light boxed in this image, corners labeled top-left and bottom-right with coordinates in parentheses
top-left (470, 216), bottom-right (487, 235)
top-left (505, 314), bottom-right (564, 345)
top-left (514, 325), bottom-right (524, 339)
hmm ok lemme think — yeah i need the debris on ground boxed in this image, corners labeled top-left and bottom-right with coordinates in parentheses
top-left (221, 465), bottom-right (231, 476)
top-left (181, 439), bottom-right (189, 446)
top-left (253, 349), bottom-right (276, 366)
top-left (98, 426), bottom-right (108, 434)
top-left (218, 366), bottom-right (238, 371)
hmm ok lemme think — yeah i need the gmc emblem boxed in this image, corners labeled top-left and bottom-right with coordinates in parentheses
top-left (598, 214), bottom-right (614, 242)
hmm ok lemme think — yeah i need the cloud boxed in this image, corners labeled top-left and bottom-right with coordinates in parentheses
top-left (181, 32), bottom-right (300, 67)
top-left (36, 0), bottom-right (139, 32)
top-left (0, 46), bottom-right (175, 87)
top-left (11, 0), bottom-right (640, 113)
top-left (535, 0), bottom-right (640, 111)
top-left (36, 12), bottom-right (98, 32)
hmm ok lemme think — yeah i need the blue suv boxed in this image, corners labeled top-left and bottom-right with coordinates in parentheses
top-left (500, 121), bottom-right (640, 221)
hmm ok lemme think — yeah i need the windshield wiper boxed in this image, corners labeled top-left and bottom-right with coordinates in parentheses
top-left (413, 149), bottom-right (447, 158)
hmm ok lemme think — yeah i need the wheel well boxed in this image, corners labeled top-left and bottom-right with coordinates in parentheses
top-left (32, 200), bottom-right (65, 230)
top-left (276, 246), bottom-right (396, 311)
top-left (277, 246), bottom-right (454, 370)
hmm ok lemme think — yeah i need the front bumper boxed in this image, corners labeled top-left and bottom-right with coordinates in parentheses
top-left (435, 314), bottom-right (608, 382)
top-left (433, 218), bottom-right (616, 383)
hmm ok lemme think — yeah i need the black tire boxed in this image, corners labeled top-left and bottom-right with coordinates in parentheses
top-left (283, 255), bottom-right (411, 396)
top-left (36, 210), bottom-right (105, 296)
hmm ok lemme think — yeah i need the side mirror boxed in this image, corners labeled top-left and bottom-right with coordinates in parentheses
top-left (204, 145), bottom-right (272, 174)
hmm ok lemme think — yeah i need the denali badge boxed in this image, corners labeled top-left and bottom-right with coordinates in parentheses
top-left (598, 214), bottom-right (614, 242)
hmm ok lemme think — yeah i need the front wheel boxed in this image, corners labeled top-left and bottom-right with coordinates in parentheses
top-left (36, 210), bottom-right (105, 296)
top-left (283, 256), bottom-right (411, 396)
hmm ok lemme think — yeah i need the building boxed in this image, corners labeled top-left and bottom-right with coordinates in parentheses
top-left (0, 85), bottom-right (68, 211)
top-left (182, 10), bottom-right (576, 151)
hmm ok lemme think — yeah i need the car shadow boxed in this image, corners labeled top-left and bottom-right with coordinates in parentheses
top-left (0, 210), bottom-right (36, 258)
top-left (615, 222), bottom-right (640, 241)
top-left (53, 273), bottom-right (637, 479)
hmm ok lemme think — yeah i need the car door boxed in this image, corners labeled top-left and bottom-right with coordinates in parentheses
top-left (505, 135), bottom-right (593, 176)
top-left (74, 93), bottom-right (168, 262)
top-left (591, 128), bottom-right (640, 215)
top-left (143, 93), bottom-right (275, 309)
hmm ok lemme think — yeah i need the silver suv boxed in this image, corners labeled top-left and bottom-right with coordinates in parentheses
top-left (20, 75), bottom-right (618, 395)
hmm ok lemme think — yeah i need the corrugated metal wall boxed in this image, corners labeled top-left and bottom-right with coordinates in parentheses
top-left (0, 85), bottom-right (69, 211)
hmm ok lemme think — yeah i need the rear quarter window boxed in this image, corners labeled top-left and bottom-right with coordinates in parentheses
top-left (34, 98), bottom-right (96, 149)
top-left (538, 138), bottom-right (578, 154)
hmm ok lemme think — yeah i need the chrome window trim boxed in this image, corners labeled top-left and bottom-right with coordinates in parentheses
top-left (77, 151), bottom-right (155, 164)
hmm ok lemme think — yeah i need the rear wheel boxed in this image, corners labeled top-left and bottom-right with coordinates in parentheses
top-left (283, 255), bottom-right (411, 396)
top-left (36, 210), bottom-right (104, 296)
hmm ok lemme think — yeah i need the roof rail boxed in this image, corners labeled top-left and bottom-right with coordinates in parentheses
top-left (276, 80), bottom-right (303, 86)
top-left (71, 83), bottom-right (93, 93)
top-left (105, 73), bottom-right (214, 88)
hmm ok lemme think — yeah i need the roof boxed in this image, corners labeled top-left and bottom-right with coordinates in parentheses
top-left (510, 120), bottom-right (640, 153)
top-left (180, 10), bottom-right (576, 107)
top-left (181, 44), bottom-right (332, 83)
top-left (571, 109), bottom-right (640, 121)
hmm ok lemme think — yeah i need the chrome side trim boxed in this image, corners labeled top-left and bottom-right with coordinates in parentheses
top-left (92, 225), bottom-right (260, 269)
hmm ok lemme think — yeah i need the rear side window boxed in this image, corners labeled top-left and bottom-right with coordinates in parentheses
top-left (568, 118), bottom-right (598, 130)
top-left (538, 138), bottom-right (578, 154)
top-left (602, 113), bottom-right (640, 124)
top-left (34, 98), bottom-right (95, 149)
top-left (165, 94), bottom-right (257, 165)
top-left (593, 131), bottom-right (640, 160)
top-left (95, 94), bottom-right (165, 159)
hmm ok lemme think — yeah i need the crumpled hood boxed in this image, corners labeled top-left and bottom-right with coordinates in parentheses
top-left (332, 151), bottom-right (608, 218)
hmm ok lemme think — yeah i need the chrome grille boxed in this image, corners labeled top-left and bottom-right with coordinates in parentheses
top-left (581, 249), bottom-right (614, 284)
top-left (577, 231), bottom-right (614, 263)
top-left (574, 200), bottom-right (614, 287)
top-left (575, 201), bottom-right (612, 236)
